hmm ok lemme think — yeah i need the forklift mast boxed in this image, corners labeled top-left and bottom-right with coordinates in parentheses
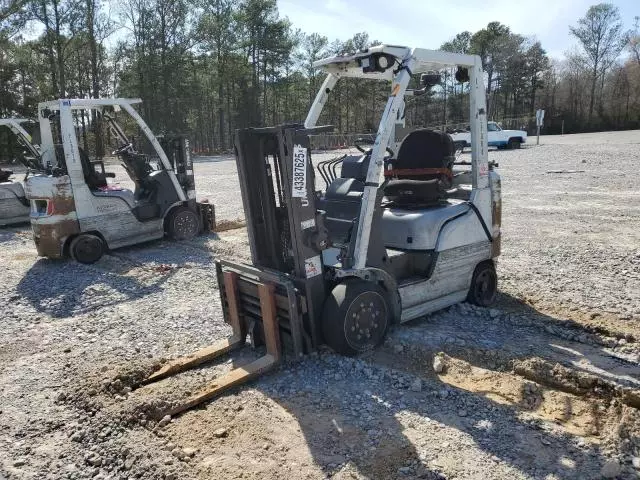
top-left (217, 124), bottom-right (332, 354)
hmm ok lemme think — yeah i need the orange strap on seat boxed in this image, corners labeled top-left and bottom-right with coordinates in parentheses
top-left (384, 167), bottom-right (453, 179)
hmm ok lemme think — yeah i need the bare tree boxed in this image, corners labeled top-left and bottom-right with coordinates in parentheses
top-left (570, 3), bottom-right (625, 125)
top-left (628, 16), bottom-right (640, 66)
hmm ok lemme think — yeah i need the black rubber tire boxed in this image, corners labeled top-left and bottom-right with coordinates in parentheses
top-left (467, 261), bottom-right (498, 307)
top-left (322, 280), bottom-right (391, 356)
top-left (166, 206), bottom-right (200, 241)
top-left (70, 234), bottom-right (104, 264)
top-left (508, 138), bottom-right (521, 149)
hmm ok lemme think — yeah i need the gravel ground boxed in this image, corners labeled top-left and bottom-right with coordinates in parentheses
top-left (1, 130), bottom-right (639, 480)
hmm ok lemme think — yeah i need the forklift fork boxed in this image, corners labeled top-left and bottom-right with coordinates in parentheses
top-left (141, 272), bottom-right (281, 417)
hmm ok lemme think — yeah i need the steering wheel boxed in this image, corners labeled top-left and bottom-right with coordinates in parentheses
top-left (112, 142), bottom-right (133, 155)
top-left (354, 137), bottom-right (395, 157)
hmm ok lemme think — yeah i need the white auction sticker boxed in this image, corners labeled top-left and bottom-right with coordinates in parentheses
top-left (292, 144), bottom-right (307, 198)
top-left (304, 255), bottom-right (323, 278)
top-left (301, 218), bottom-right (315, 230)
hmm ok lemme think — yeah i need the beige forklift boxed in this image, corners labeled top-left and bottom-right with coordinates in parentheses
top-left (25, 98), bottom-right (215, 263)
top-left (0, 119), bottom-right (42, 226)
top-left (125, 45), bottom-right (501, 418)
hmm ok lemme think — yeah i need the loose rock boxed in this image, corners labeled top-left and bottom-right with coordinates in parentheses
top-left (213, 427), bottom-right (229, 438)
top-left (433, 356), bottom-right (445, 374)
top-left (600, 459), bottom-right (621, 478)
top-left (158, 415), bottom-right (171, 428)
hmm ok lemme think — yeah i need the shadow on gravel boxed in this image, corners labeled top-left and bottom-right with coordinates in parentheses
top-left (16, 255), bottom-right (179, 318)
top-left (112, 235), bottom-right (218, 265)
top-left (0, 226), bottom-right (29, 242)
top-left (494, 293), bottom-right (640, 387)
top-left (263, 352), bottom-right (610, 480)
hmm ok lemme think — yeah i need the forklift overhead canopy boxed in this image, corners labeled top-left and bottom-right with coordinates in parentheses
top-left (38, 98), bottom-right (143, 110)
top-left (313, 45), bottom-right (478, 79)
top-left (37, 97), bottom-right (182, 201)
top-left (0, 118), bottom-right (42, 169)
top-left (0, 118), bottom-right (33, 141)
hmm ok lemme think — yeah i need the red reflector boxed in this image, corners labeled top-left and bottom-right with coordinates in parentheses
top-left (46, 200), bottom-right (54, 216)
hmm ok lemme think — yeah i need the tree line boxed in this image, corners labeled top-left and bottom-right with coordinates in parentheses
top-left (0, 0), bottom-right (638, 156)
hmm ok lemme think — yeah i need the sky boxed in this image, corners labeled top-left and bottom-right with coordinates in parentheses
top-left (277, 0), bottom-right (638, 59)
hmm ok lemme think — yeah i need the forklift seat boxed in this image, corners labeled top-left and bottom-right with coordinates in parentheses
top-left (393, 129), bottom-right (456, 172)
top-left (383, 129), bottom-right (455, 206)
top-left (55, 145), bottom-right (110, 190)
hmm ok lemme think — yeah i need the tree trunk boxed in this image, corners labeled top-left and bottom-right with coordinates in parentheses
top-left (588, 65), bottom-right (597, 125)
top-left (87, 0), bottom-right (103, 157)
top-left (52, 0), bottom-right (65, 97)
top-left (39, 0), bottom-right (58, 96)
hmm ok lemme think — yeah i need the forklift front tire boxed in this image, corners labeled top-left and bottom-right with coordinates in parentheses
top-left (467, 261), bottom-right (498, 307)
top-left (70, 234), bottom-right (105, 264)
top-left (322, 280), bottom-right (390, 356)
top-left (166, 206), bottom-right (200, 241)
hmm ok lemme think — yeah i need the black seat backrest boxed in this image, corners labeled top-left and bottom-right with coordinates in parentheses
top-left (382, 129), bottom-right (456, 206)
top-left (55, 145), bottom-right (107, 189)
top-left (395, 129), bottom-right (455, 171)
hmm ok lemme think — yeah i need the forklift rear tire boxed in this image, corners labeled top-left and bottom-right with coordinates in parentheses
top-left (166, 206), bottom-right (200, 241)
top-left (70, 234), bottom-right (105, 264)
top-left (322, 280), bottom-right (391, 356)
top-left (467, 261), bottom-right (498, 307)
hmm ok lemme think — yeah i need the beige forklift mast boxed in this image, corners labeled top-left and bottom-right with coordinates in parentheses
top-left (305, 46), bottom-right (490, 271)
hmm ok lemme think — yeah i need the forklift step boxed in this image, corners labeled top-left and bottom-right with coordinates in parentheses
top-left (139, 272), bottom-right (281, 417)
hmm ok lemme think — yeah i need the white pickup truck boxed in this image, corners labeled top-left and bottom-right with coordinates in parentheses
top-left (450, 121), bottom-right (527, 150)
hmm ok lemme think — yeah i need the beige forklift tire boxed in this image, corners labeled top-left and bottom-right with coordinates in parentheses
top-left (322, 279), bottom-right (390, 356)
top-left (466, 261), bottom-right (498, 307)
top-left (70, 234), bottom-right (105, 265)
top-left (166, 206), bottom-right (200, 241)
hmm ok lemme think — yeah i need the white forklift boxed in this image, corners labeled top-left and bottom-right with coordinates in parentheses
top-left (128, 45), bottom-right (502, 419)
top-left (0, 118), bottom-right (42, 226)
top-left (25, 98), bottom-right (215, 263)
top-left (213, 45), bottom-right (502, 356)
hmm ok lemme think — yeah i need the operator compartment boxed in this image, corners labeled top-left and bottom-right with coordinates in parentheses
top-left (318, 129), bottom-right (470, 281)
top-left (380, 129), bottom-right (470, 250)
top-left (316, 151), bottom-right (370, 245)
